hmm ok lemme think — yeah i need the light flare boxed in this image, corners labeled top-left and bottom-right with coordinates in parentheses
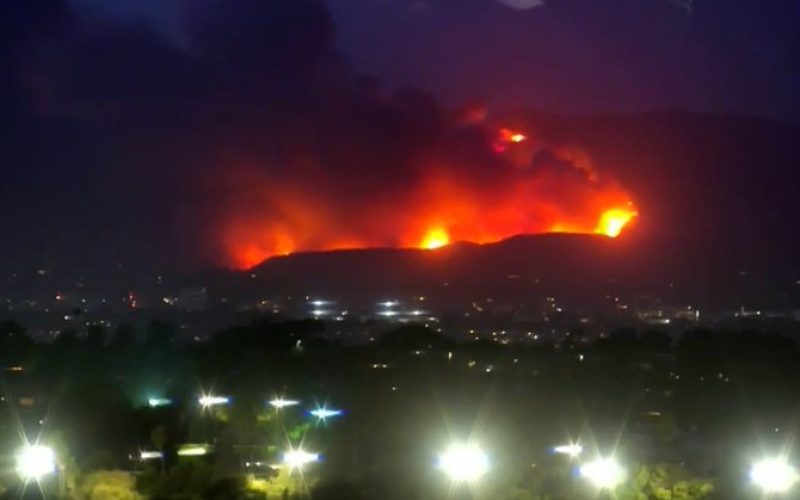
top-left (283, 448), bottom-right (320, 471)
top-left (269, 397), bottom-right (300, 409)
top-left (177, 444), bottom-right (210, 457)
top-left (580, 457), bottom-right (626, 489)
top-left (438, 443), bottom-right (489, 483)
top-left (198, 394), bottom-right (230, 408)
top-left (16, 445), bottom-right (56, 480)
top-left (553, 443), bottom-right (583, 458)
top-left (310, 406), bottom-right (343, 421)
top-left (751, 458), bottom-right (799, 493)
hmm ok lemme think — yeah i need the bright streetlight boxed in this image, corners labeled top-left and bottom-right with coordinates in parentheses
top-left (177, 444), bottom-right (210, 457)
top-left (139, 450), bottom-right (164, 461)
top-left (283, 448), bottom-right (320, 471)
top-left (553, 443), bottom-right (583, 459)
top-left (16, 445), bottom-right (56, 480)
top-left (269, 397), bottom-right (300, 409)
top-left (310, 406), bottom-right (342, 421)
top-left (198, 394), bottom-right (229, 408)
top-left (751, 458), bottom-right (799, 494)
top-left (438, 443), bottom-right (489, 483)
top-left (148, 397), bottom-right (172, 408)
top-left (580, 457), bottom-right (625, 489)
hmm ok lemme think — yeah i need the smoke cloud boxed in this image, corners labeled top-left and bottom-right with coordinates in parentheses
top-left (3, 0), bottom-right (636, 271)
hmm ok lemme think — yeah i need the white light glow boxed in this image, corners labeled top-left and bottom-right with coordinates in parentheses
top-left (148, 397), bottom-right (172, 408)
top-left (177, 445), bottom-right (209, 457)
top-left (580, 457), bottom-right (625, 489)
top-left (16, 445), bottom-right (56, 480)
top-left (553, 443), bottom-right (583, 458)
top-left (283, 449), bottom-right (320, 471)
top-left (751, 458), bottom-right (799, 493)
top-left (198, 395), bottom-right (230, 407)
top-left (438, 443), bottom-right (489, 483)
top-left (269, 397), bottom-right (300, 409)
top-left (140, 450), bottom-right (164, 461)
top-left (310, 407), bottom-right (342, 420)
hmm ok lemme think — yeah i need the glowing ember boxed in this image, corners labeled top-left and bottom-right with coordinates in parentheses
top-left (595, 206), bottom-right (638, 238)
top-left (499, 128), bottom-right (527, 143)
top-left (493, 128), bottom-right (528, 152)
top-left (420, 228), bottom-right (450, 249)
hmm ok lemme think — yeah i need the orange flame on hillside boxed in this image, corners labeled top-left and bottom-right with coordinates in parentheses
top-left (216, 126), bottom-right (638, 269)
top-left (420, 228), bottom-right (451, 250)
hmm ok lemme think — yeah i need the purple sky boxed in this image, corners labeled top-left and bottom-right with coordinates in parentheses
top-left (69, 0), bottom-right (800, 121)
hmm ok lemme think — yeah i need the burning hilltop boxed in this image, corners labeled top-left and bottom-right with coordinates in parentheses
top-left (217, 120), bottom-right (637, 270)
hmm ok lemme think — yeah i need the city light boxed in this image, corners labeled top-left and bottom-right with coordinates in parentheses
top-left (148, 397), bottom-right (172, 408)
top-left (283, 448), bottom-right (320, 471)
top-left (438, 443), bottom-right (489, 483)
top-left (177, 444), bottom-right (210, 457)
top-left (269, 397), bottom-right (300, 409)
top-left (553, 443), bottom-right (583, 458)
top-left (580, 457), bottom-right (625, 489)
top-left (16, 445), bottom-right (56, 480)
top-left (139, 450), bottom-right (164, 461)
top-left (750, 458), bottom-right (799, 493)
top-left (198, 394), bottom-right (230, 407)
top-left (310, 406), bottom-right (343, 421)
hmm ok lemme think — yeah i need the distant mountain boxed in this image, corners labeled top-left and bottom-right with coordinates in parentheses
top-left (219, 234), bottom-right (621, 307)
top-left (207, 230), bottom-right (787, 309)
top-left (5, 111), bottom-right (799, 310)
top-left (219, 112), bottom-right (800, 309)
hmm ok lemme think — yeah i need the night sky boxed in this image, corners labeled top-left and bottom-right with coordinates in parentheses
top-left (2, 0), bottom-right (799, 279)
top-left (73, 0), bottom-right (800, 119)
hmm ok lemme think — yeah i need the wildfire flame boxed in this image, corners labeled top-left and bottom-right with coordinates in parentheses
top-left (420, 228), bottom-right (451, 250)
top-left (595, 206), bottom-right (638, 238)
top-left (215, 125), bottom-right (639, 269)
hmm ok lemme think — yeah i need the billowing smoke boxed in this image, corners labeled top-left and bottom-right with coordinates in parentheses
top-left (496, 0), bottom-right (547, 11)
top-left (10, 0), bottom-right (636, 271)
top-left (211, 118), bottom-right (637, 269)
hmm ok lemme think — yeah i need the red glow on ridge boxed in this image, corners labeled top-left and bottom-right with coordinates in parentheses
top-left (214, 125), bottom-right (639, 270)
